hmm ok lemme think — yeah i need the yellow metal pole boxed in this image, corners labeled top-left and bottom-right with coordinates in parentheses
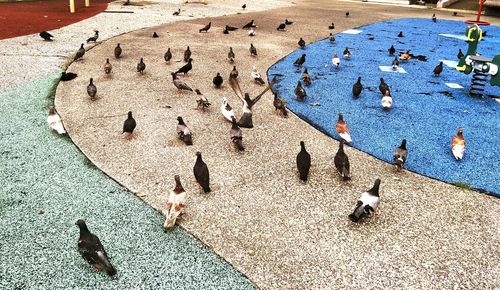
top-left (70, 0), bottom-right (75, 13)
top-left (85, 0), bottom-right (90, 7)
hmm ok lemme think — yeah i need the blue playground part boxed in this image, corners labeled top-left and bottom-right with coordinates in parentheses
top-left (268, 18), bottom-right (500, 196)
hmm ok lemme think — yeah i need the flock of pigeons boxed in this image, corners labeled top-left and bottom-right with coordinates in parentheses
top-left (43, 10), bottom-right (468, 276)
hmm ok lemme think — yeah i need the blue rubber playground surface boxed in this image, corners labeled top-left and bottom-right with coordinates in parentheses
top-left (268, 18), bottom-right (500, 196)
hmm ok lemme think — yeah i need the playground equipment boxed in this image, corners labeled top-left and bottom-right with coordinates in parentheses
top-left (456, 24), bottom-right (500, 97)
top-left (69, 0), bottom-right (90, 13)
top-left (465, 0), bottom-right (490, 26)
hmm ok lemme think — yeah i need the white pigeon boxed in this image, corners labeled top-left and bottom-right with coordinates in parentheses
top-left (163, 175), bottom-right (187, 230)
top-left (251, 66), bottom-right (265, 85)
top-left (381, 91), bottom-right (393, 109)
top-left (47, 107), bottom-right (66, 134)
top-left (248, 28), bottom-right (255, 36)
top-left (220, 97), bottom-right (235, 122)
top-left (349, 179), bottom-right (381, 222)
top-left (332, 53), bottom-right (340, 69)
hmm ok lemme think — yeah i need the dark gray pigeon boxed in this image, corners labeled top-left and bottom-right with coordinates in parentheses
top-left (114, 43), bottom-right (122, 59)
top-left (352, 76), bottom-right (362, 98)
top-left (334, 141), bottom-right (351, 181)
top-left (123, 111), bottom-right (136, 140)
top-left (87, 78), bottom-right (97, 100)
top-left (184, 46), bottom-right (191, 62)
top-left (193, 152), bottom-right (211, 193)
top-left (76, 219), bottom-right (116, 276)
top-left (74, 44), bottom-right (85, 61)
top-left (40, 31), bottom-right (53, 41)
top-left (296, 141), bottom-right (311, 181)
top-left (164, 48), bottom-right (172, 62)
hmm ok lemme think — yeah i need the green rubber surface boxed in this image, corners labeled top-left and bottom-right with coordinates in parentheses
top-left (0, 72), bottom-right (255, 289)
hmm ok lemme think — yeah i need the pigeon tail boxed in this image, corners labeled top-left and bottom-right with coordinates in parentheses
top-left (97, 251), bottom-right (116, 276)
top-left (342, 166), bottom-right (351, 181)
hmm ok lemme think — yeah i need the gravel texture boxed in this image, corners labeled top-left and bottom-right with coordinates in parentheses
top-left (268, 18), bottom-right (500, 195)
top-left (55, 0), bottom-right (500, 289)
top-left (0, 73), bottom-right (255, 289)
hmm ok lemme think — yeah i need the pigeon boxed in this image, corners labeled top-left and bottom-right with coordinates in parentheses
top-left (277, 23), bottom-right (286, 31)
top-left (388, 45), bottom-right (395, 55)
top-left (273, 92), bottom-right (288, 116)
top-left (164, 48), bottom-right (172, 63)
top-left (87, 78), bottom-right (97, 100)
top-left (195, 89), bottom-right (210, 111)
top-left (432, 13), bottom-right (437, 22)
top-left (39, 31), bottom-right (53, 41)
top-left (294, 54), bottom-right (306, 68)
top-left (104, 58), bottom-right (112, 74)
top-left (334, 141), bottom-right (351, 181)
top-left (343, 48), bottom-right (351, 60)
top-left (296, 141), bottom-right (311, 181)
top-left (433, 61), bottom-right (443, 76)
top-left (230, 116), bottom-right (244, 151)
top-left (86, 30), bottom-right (99, 43)
top-left (228, 75), bottom-right (275, 128)
top-left (381, 90), bottom-right (393, 110)
top-left (302, 68), bottom-right (312, 86)
top-left (336, 113), bottom-right (352, 143)
top-left (184, 46), bottom-right (191, 62)
top-left (242, 3), bottom-right (246, 9)
top-left (329, 33), bottom-right (335, 42)
top-left (249, 43), bottom-right (257, 56)
top-left (328, 23), bottom-right (335, 29)
top-left (295, 81), bottom-right (307, 101)
top-left (61, 72), bottom-right (77, 81)
top-left (352, 76), bottom-right (362, 98)
top-left (228, 47), bottom-right (235, 62)
top-left (220, 97), bottom-right (235, 122)
top-left (223, 27), bottom-right (229, 34)
top-left (225, 25), bottom-right (238, 31)
top-left (285, 19), bottom-right (294, 25)
top-left (451, 128), bottom-right (465, 160)
top-left (399, 50), bottom-right (411, 62)
top-left (398, 31), bottom-right (404, 37)
top-left (346, 11), bottom-right (350, 17)
top-left (348, 179), bottom-right (381, 222)
top-left (164, 175), bottom-right (187, 230)
top-left (193, 152), bottom-right (211, 193)
top-left (242, 20), bottom-right (255, 29)
top-left (175, 58), bottom-right (192, 75)
top-left (152, 32), bottom-right (159, 38)
top-left (76, 220), bottom-right (116, 276)
top-left (453, 11), bottom-right (458, 16)
top-left (332, 53), bottom-right (340, 69)
top-left (379, 78), bottom-right (390, 95)
top-left (248, 28), bottom-right (255, 36)
top-left (47, 107), bottom-right (66, 134)
top-left (230, 65), bottom-right (239, 79)
top-left (171, 73), bottom-right (193, 93)
top-left (173, 8), bottom-right (181, 16)
top-left (457, 48), bottom-right (464, 60)
top-left (251, 66), bottom-right (265, 85)
top-left (393, 139), bottom-right (407, 171)
top-left (122, 111), bottom-right (136, 140)
top-left (199, 22), bottom-right (211, 33)
top-left (391, 57), bottom-right (399, 71)
top-left (114, 43), bottom-right (122, 59)
top-left (213, 72), bottom-right (223, 88)
top-left (136, 58), bottom-right (146, 74)
top-left (298, 37), bottom-right (305, 48)
top-left (74, 44), bottom-right (85, 61)
top-left (176, 117), bottom-right (193, 146)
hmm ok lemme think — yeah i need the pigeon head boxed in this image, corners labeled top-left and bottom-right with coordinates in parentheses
top-left (300, 141), bottom-right (305, 149)
top-left (171, 72), bottom-right (177, 80)
top-left (188, 58), bottom-right (193, 63)
top-left (400, 139), bottom-right (407, 150)
top-left (186, 46), bottom-right (190, 50)
top-left (380, 77), bottom-right (385, 83)
top-left (106, 58), bottom-right (110, 63)
top-left (196, 151), bottom-right (202, 157)
top-left (195, 89), bottom-right (202, 95)
top-left (80, 43), bottom-right (84, 48)
top-left (338, 141), bottom-right (344, 152)
top-left (304, 68), bottom-right (308, 73)
top-left (368, 179), bottom-right (381, 197)
top-left (338, 112), bottom-right (344, 121)
top-left (49, 107), bottom-right (56, 114)
top-left (127, 111), bottom-right (133, 118)
top-left (233, 66), bottom-right (237, 70)
top-left (457, 128), bottom-right (463, 136)
top-left (140, 57), bottom-right (144, 62)
top-left (117, 43), bottom-right (120, 47)
top-left (173, 175), bottom-right (184, 193)
top-left (297, 80), bottom-right (302, 86)
top-left (357, 76), bottom-right (361, 82)
top-left (89, 78), bottom-right (94, 84)
top-left (177, 116), bottom-right (185, 125)
top-left (75, 219), bottom-right (89, 231)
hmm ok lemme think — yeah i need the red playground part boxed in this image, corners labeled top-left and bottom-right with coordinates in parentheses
top-left (465, 0), bottom-right (490, 26)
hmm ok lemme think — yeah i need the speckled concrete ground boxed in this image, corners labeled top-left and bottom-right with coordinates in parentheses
top-left (54, 0), bottom-right (500, 289)
top-left (0, 73), bottom-right (255, 289)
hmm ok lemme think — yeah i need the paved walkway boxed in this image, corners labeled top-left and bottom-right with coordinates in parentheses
top-left (0, 0), bottom-right (289, 289)
top-left (54, 0), bottom-right (500, 289)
